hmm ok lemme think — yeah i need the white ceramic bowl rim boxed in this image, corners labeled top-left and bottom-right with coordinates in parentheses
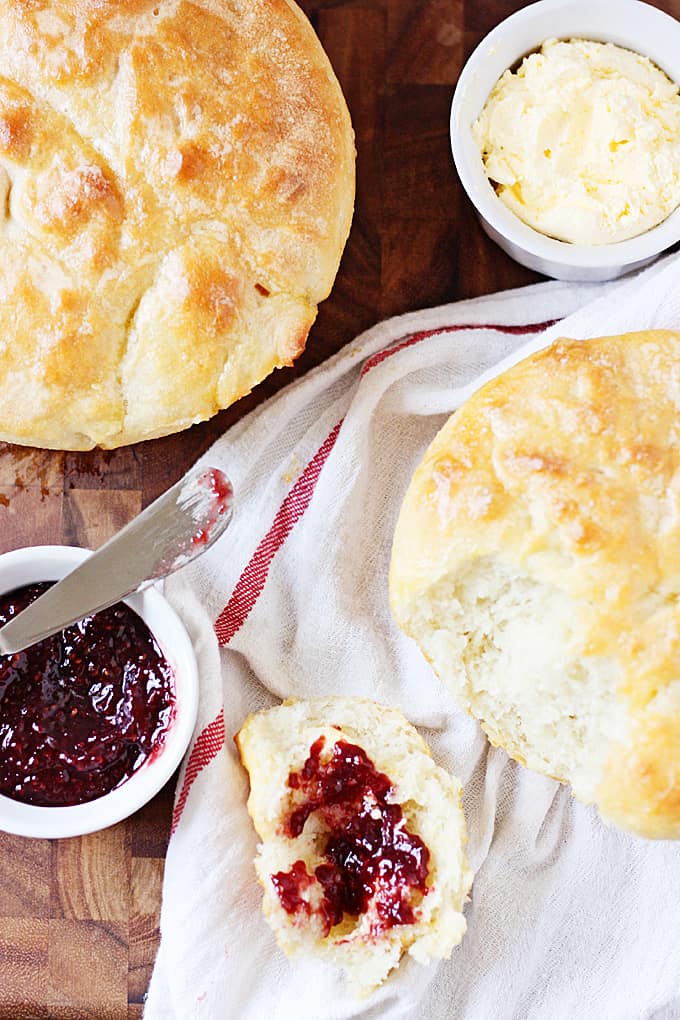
top-left (0, 545), bottom-right (199, 839)
top-left (450, 0), bottom-right (680, 270)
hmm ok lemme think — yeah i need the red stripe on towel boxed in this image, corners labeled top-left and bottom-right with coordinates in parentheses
top-left (169, 423), bottom-right (343, 833)
top-left (171, 710), bottom-right (225, 835)
top-left (214, 418), bottom-right (343, 646)
top-left (360, 319), bottom-right (559, 377)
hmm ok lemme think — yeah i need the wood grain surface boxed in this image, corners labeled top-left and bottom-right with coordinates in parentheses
top-left (2, 1), bottom-right (680, 1017)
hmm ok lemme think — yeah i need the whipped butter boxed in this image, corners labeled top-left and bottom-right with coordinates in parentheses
top-left (473, 39), bottom-right (680, 245)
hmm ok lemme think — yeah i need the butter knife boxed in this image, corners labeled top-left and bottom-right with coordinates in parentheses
top-left (0, 465), bottom-right (233, 656)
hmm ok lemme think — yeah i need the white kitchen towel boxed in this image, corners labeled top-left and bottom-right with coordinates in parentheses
top-left (145, 254), bottom-right (680, 1020)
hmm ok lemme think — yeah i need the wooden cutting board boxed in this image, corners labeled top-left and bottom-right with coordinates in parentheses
top-left (2, 1), bottom-right (678, 1016)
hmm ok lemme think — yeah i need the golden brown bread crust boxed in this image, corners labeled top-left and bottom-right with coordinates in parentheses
top-left (390, 330), bottom-right (680, 839)
top-left (0, 0), bottom-right (355, 448)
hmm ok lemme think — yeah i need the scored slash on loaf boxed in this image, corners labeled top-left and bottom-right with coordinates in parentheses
top-left (390, 330), bottom-right (680, 841)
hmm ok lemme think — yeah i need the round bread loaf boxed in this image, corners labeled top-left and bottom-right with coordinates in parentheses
top-left (236, 697), bottom-right (472, 994)
top-left (390, 331), bottom-right (680, 840)
top-left (0, 0), bottom-right (354, 449)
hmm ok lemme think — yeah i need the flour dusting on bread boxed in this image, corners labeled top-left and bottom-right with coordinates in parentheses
top-left (0, 0), bottom-right (355, 449)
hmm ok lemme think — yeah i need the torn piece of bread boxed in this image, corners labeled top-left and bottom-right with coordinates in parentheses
top-left (390, 330), bottom-right (680, 840)
top-left (236, 697), bottom-right (472, 995)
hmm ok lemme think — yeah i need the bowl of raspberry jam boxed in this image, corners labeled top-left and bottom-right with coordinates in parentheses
top-left (0, 545), bottom-right (198, 838)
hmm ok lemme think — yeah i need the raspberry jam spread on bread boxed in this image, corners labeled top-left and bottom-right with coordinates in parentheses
top-left (238, 698), bottom-right (472, 992)
top-left (0, 582), bottom-right (175, 806)
top-left (271, 736), bottom-right (430, 936)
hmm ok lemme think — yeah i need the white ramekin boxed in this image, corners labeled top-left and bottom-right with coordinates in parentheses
top-left (0, 545), bottom-right (198, 839)
top-left (450, 0), bottom-right (680, 281)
